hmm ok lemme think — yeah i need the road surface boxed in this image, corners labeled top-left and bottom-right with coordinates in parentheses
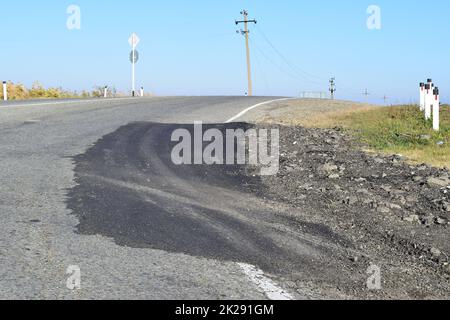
top-left (0, 96), bottom-right (316, 300)
top-left (4, 97), bottom-right (448, 300)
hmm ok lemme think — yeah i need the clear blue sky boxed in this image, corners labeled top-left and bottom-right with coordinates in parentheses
top-left (0, 0), bottom-right (449, 104)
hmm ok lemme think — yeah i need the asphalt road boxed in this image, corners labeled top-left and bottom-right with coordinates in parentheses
top-left (0, 96), bottom-right (341, 300)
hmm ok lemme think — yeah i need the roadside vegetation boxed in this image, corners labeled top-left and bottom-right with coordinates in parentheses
top-left (304, 104), bottom-right (450, 168)
top-left (0, 81), bottom-right (121, 100)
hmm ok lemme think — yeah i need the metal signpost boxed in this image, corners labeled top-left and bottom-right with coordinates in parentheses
top-left (128, 33), bottom-right (140, 97)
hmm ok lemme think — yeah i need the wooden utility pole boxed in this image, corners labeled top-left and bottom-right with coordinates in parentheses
top-left (236, 10), bottom-right (257, 96)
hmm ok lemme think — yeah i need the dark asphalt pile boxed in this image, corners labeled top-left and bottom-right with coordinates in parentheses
top-left (67, 122), bottom-right (338, 278)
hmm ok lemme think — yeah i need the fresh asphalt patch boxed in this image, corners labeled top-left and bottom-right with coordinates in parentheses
top-left (66, 122), bottom-right (350, 282)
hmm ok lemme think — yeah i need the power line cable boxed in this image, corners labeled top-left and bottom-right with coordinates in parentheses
top-left (255, 25), bottom-right (366, 97)
top-left (248, 37), bottom-right (311, 85)
top-left (249, 38), bottom-right (327, 93)
top-left (255, 25), bottom-right (325, 85)
top-left (251, 43), bottom-right (271, 94)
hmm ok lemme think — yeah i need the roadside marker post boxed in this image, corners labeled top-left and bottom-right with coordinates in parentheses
top-left (425, 82), bottom-right (432, 120)
top-left (428, 79), bottom-right (434, 120)
top-left (419, 82), bottom-right (425, 111)
top-left (421, 79), bottom-right (442, 131)
top-left (2, 81), bottom-right (7, 101)
top-left (433, 87), bottom-right (440, 131)
top-left (140, 87), bottom-right (144, 97)
top-left (103, 86), bottom-right (108, 98)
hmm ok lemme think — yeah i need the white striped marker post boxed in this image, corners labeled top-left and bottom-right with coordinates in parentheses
top-left (433, 87), bottom-right (440, 131)
top-left (425, 83), bottom-right (431, 120)
top-left (419, 82), bottom-right (425, 111)
top-left (2, 81), bottom-right (7, 101)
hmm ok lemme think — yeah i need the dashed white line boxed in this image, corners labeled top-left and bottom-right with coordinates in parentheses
top-left (238, 263), bottom-right (293, 300)
top-left (225, 98), bottom-right (292, 123)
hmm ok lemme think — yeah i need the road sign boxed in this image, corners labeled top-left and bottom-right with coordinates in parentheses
top-left (130, 50), bottom-right (139, 63)
top-left (128, 33), bottom-right (140, 97)
top-left (128, 33), bottom-right (140, 48)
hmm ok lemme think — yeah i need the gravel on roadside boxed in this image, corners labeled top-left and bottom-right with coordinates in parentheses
top-left (254, 124), bottom-right (450, 299)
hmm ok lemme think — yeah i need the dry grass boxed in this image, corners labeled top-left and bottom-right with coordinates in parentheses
top-left (0, 82), bottom-right (120, 100)
top-left (288, 105), bottom-right (379, 128)
top-left (260, 99), bottom-right (450, 168)
top-left (295, 104), bottom-right (450, 168)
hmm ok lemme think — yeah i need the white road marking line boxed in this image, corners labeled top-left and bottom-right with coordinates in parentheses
top-left (225, 98), bottom-right (293, 123)
top-left (0, 97), bottom-right (143, 109)
top-left (238, 263), bottom-right (293, 300)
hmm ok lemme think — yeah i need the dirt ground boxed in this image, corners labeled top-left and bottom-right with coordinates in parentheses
top-left (248, 99), bottom-right (450, 299)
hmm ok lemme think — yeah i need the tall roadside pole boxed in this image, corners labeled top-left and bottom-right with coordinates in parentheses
top-left (236, 10), bottom-right (257, 96)
top-left (129, 33), bottom-right (140, 97)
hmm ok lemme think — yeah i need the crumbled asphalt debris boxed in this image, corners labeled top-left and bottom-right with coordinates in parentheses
top-left (255, 125), bottom-right (450, 298)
